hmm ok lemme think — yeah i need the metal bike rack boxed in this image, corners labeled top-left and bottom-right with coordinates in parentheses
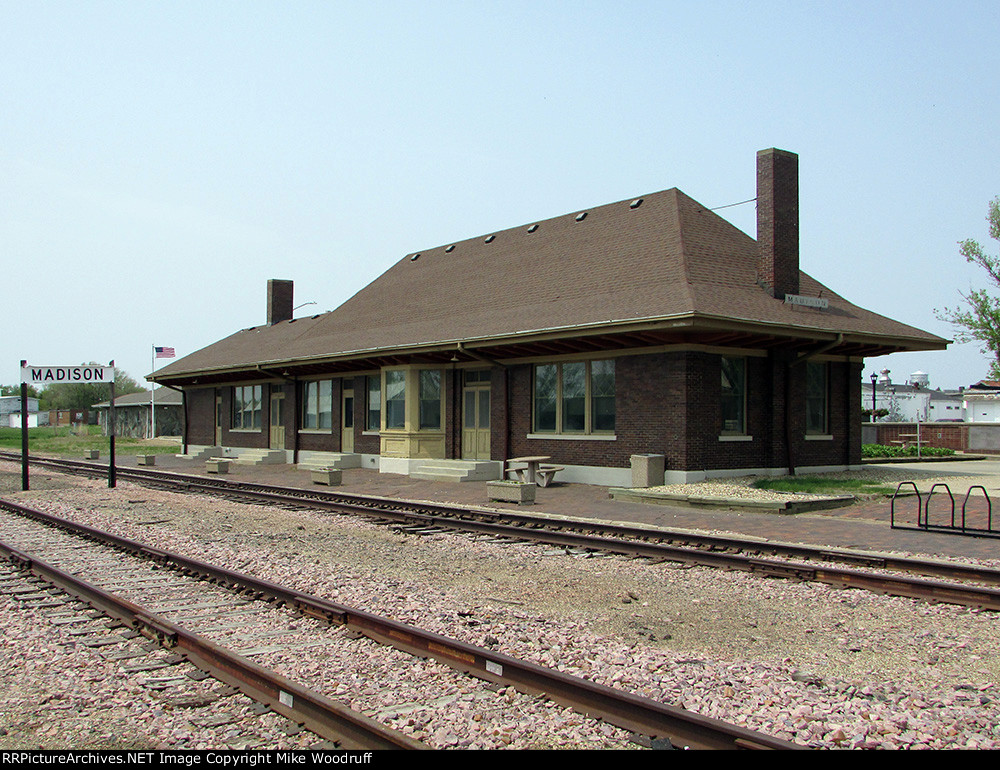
top-left (892, 481), bottom-right (999, 539)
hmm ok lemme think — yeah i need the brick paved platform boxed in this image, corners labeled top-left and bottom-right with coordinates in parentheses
top-left (88, 451), bottom-right (1000, 565)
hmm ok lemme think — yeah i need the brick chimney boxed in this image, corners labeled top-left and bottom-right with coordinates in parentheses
top-left (267, 279), bottom-right (293, 325)
top-left (756, 148), bottom-right (799, 299)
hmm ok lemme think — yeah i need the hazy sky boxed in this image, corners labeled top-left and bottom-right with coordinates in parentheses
top-left (3, 1), bottom-right (999, 393)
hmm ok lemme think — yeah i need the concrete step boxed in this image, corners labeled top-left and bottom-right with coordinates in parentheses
top-left (234, 449), bottom-right (286, 466)
top-left (176, 447), bottom-right (222, 461)
top-left (410, 460), bottom-right (502, 483)
top-left (296, 452), bottom-right (362, 471)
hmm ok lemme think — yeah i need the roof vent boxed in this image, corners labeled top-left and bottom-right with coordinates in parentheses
top-left (485, 235), bottom-right (495, 243)
top-left (575, 212), bottom-right (587, 221)
top-left (410, 253), bottom-right (420, 262)
top-left (629, 198), bottom-right (643, 209)
top-left (527, 224), bottom-right (539, 233)
top-left (445, 244), bottom-right (455, 253)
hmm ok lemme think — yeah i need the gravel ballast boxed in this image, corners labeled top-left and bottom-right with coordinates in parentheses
top-left (3, 463), bottom-right (1000, 749)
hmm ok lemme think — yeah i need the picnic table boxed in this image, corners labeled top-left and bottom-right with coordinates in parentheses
top-left (891, 433), bottom-right (928, 449)
top-left (506, 456), bottom-right (564, 487)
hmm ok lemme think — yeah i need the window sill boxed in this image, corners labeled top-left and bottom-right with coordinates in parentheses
top-left (299, 429), bottom-right (333, 434)
top-left (718, 435), bottom-right (752, 442)
top-left (805, 434), bottom-right (834, 441)
top-left (229, 428), bottom-right (261, 433)
top-left (362, 430), bottom-right (380, 436)
top-left (527, 433), bottom-right (617, 441)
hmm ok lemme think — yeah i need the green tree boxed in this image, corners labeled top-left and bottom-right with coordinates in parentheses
top-left (38, 366), bottom-right (144, 411)
top-left (1, 384), bottom-right (40, 398)
top-left (937, 196), bottom-right (1000, 379)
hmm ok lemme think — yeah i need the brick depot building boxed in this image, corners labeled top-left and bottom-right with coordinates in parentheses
top-left (149, 149), bottom-right (946, 485)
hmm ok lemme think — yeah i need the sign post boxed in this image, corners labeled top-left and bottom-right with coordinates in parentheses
top-left (19, 360), bottom-right (29, 491)
top-left (109, 361), bottom-right (116, 488)
top-left (20, 364), bottom-right (117, 490)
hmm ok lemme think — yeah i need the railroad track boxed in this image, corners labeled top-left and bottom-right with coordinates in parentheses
top-left (9, 453), bottom-right (1000, 613)
top-left (0, 498), bottom-right (797, 750)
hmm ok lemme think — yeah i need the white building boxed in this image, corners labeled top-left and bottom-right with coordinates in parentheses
top-left (861, 370), bottom-right (966, 422)
top-left (0, 395), bottom-right (40, 428)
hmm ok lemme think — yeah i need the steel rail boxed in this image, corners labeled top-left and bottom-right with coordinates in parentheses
top-left (0, 498), bottom-right (799, 751)
top-left (0, 533), bottom-right (426, 750)
top-left (11, 452), bottom-right (1000, 591)
top-left (71, 469), bottom-right (1000, 612)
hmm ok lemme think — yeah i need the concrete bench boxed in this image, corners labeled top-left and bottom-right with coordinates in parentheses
top-left (136, 454), bottom-right (156, 466)
top-left (535, 465), bottom-right (564, 487)
top-left (506, 462), bottom-right (529, 481)
top-left (83, 450), bottom-right (100, 460)
top-left (206, 458), bottom-right (232, 474)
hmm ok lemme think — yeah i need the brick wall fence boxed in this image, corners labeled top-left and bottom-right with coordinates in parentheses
top-left (865, 422), bottom-right (1000, 454)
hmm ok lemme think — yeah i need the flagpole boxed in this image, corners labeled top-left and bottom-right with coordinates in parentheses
top-left (150, 346), bottom-right (156, 439)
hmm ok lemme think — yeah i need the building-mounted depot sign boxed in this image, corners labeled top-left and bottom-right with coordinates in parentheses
top-left (784, 294), bottom-right (829, 310)
top-left (21, 365), bottom-right (115, 384)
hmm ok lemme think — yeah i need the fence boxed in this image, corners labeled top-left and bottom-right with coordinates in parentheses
top-left (864, 421), bottom-right (1000, 455)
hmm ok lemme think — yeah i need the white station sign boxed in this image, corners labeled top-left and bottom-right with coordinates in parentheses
top-left (21, 366), bottom-right (115, 384)
top-left (784, 294), bottom-right (829, 310)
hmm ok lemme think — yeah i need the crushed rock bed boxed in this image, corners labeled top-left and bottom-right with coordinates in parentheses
top-left (3, 464), bottom-right (1000, 749)
top-left (644, 466), bottom-right (1000, 503)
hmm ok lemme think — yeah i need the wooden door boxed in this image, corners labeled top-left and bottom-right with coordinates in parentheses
top-left (462, 385), bottom-right (491, 460)
top-left (269, 393), bottom-right (285, 450)
top-left (342, 389), bottom-right (355, 453)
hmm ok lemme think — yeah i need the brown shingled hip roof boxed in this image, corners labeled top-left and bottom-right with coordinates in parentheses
top-left (151, 156), bottom-right (946, 384)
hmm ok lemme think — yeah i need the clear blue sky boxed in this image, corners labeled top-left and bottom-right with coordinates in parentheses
top-left (3, 1), bottom-right (999, 392)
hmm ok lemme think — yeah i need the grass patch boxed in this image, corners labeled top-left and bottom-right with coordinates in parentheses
top-left (0, 426), bottom-right (178, 456)
top-left (752, 476), bottom-right (896, 496)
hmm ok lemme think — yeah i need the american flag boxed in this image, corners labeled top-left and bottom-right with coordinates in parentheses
top-left (155, 346), bottom-right (176, 359)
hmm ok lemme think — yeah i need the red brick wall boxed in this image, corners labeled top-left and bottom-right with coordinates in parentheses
top-left (503, 351), bottom-right (859, 473)
top-left (186, 388), bottom-right (216, 446)
top-left (181, 352), bottom-right (864, 473)
top-left (873, 422), bottom-right (969, 451)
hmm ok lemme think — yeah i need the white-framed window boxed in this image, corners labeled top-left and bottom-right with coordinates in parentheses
top-left (302, 380), bottom-right (333, 430)
top-left (232, 385), bottom-right (262, 430)
top-left (384, 369), bottom-right (406, 429)
top-left (532, 359), bottom-right (615, 434)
